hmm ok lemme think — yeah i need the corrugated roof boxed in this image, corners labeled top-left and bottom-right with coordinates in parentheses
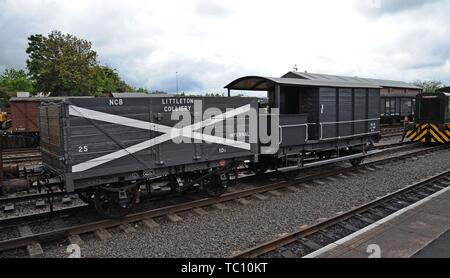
top-left (437, 86), bottom-right (450, 93)
top-left (284, 71), bottom-right (421, 90)
top-left (225, 76), bottom-right (381, 91)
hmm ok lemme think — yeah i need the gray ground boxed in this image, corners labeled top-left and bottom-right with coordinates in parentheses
top-left (37, 147), bottom-right (450, 258)
top-left (413, 230), bottom-right (450, 258)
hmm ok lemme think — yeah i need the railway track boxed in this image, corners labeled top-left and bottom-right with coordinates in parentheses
top-left (381, 132), bottom-right (403, 139)
top-left (0, 143), bottom-right (447, 256)
top-left (0, 191), bottom-right (68, 205)
top-left (1, 153), bottom-right (41, 165)
top-left (1, 148), bottom-right (41, 155)
top-left (1, 148), bottom-right (42, 166)
top-left (381, 126), bottom-right (403, 133)
top-left (0, 141), bottom-right (420, 211)
top-left (381, 126), bottom-right (404, 138)
top-left (375, 141), bottom-right (412, 150)
top-left (232, 170), bottom-right (450, 258)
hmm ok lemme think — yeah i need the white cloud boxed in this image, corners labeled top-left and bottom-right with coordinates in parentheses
top-left (0, 0), bottom-right (449, 94)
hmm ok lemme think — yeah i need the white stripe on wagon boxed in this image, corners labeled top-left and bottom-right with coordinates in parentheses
top-left (69, 104), bottom-right (252, 173)
top-left (69, 105), bottom-right (171, 133)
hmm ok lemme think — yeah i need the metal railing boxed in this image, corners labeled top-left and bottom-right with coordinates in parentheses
top-left (319, 118), bottom-right (380, 141)
top-left (278, 119), bottom-right (380, 144)
top-left (279, 124), bottom-right (309, 145)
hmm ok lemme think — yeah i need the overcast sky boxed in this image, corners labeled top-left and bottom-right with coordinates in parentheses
top-left (0, 0), bottom-right (449, 95)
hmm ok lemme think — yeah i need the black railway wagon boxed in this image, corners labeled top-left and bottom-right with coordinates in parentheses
top-left (380, 95), bottom-right (415, 124)
top-left (39, 96), bottom-right (258, 217)
top-left (225, 76), bottom-right (381, 172)
top-left (38, 75), bottom-right (381, 218)
top-left (281, 71), bottom-right (421, 125)
top-left (406, 89), bottom-right (450, 143)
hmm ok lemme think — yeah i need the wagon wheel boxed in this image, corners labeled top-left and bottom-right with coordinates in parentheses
top-left (248, 163), bottom-right (268, 176)
top-left (204, 174), bottom-right (228, 197)
top-left (77, 191), bottom-right (95, 206)
top-left (349, 156), bottom-right (365, 166)
top-left (94, 185), bottom-right (139, 218)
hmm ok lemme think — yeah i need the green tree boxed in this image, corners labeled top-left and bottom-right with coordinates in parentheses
top-left (0, 68), bottom-right (34, 93)
top-left (87, 65), bottom-right (133, 96)
top-left (152, 90), bottom-right (167, 94)
top-left (205, 93), bottom-right (222, 97)
top-left (26, 31), bottom-right (135, 96)
top-left (26, 31), bottom-right (98, 96)
top-left (116, 79), bottom-right (134, 93)
top-left (135, 87), bottom-right (149, 93)
top-left (0, 86), bottom-right (11, 102)
top-left (413, 80), bottom-right (445, 94)
top-left (0, 85), bottom-right (14, 108)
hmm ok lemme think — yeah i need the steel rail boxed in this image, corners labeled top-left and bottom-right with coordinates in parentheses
top-left (0, 144), bottom-right (447, 253)
top-left (231, 169), bottom-right (450, 258)
top-left (0, 141), bottom-right (417, 206)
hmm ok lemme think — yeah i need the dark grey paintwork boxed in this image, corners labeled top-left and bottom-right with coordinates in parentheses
top-left (282, 71), bottom-right (421, 90)
top-left (40, 97), bottom-right (259, 192)
top-left (279, 114), bottom-right (308, 146)
top-left (227, 75), bottom-right (381, 158)
top-left (225, 76), bottom-right (381, 91)
top-left (318, 87), bottom-right (379, 140)
top-left (380, 96), bottom-right (415, 118)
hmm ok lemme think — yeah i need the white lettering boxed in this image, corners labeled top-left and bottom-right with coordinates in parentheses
top-left (181, 263), bottom-right (216, 276)
top-left (109, 99), bottom-right (124, 106)
top-left (225, 263), bottom-right (268, 273)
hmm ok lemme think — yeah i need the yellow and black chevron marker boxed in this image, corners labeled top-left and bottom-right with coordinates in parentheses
top-left (406, 123), bottom-right (450, 144)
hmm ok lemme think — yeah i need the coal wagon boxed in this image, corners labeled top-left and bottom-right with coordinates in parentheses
top-left (39, 96), bottom-right (259, 217)
top-left (38, 73), bottom-right (382, 218)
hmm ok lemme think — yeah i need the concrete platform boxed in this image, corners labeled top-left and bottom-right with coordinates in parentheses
top-left (307, 187), bottom-right (450, 258)
top-left (413, 230), bottom-right (450, 258)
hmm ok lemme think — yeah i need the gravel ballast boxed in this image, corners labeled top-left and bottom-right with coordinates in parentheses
top-left (20, 148), bottom-right (450, 258)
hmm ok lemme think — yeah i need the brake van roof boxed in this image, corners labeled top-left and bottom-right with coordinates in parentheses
top-left (225, 76), bottom-right (381, 91)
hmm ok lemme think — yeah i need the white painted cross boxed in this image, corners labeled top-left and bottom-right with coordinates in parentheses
top-left (69, 104), bottom-right (252, 172)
